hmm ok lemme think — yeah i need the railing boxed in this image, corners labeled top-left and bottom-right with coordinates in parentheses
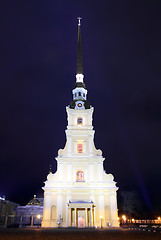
top-left (0, 215), bottom-right (42, 228)
top-left (120, 219), bottom-right (161, 225)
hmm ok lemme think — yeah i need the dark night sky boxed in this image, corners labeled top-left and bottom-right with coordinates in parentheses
top-left (0, 1), bottom-right (161, 215)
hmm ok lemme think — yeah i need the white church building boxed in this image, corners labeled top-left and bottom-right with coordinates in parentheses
top-left (42, 19), bottom-right (119, 228)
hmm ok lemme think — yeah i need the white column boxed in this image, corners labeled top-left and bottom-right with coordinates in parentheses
top-left (58, 162), bottom-right (63, 181)
top-left (93, 207), bottom-right (95, 227)
top-left (74, 208), bottom-right (77, 227)
top-left (67, 163), bottom-right (72, 181)
top-left (66, 196), bottom-right (71, 227)
top-left (68, 208), bottom-right (71, 226)
top-left (89, 163), bottom-right (94, 181)
top-left (98, 163), bottom-right (103, 181)
top-left (89, 135), bottom-right (93, 156)
top-left (57, 194), bottom-right (63, 223)
top-left (110, 193), bottom-right (119, 227)
top-left (85, 208), bottom-right (88, 227)
top-left (84, 141), bottom-right (86, 153)
top-left (98, 195), bottom-right (104, 226)
top-left (90, 207), bottom-right (93, 226)
top-left (4, 215), bottom-right (8, 228)
top-left (30, 216), bottom-right (34, 227)
top-left (66, 206), bottom-right (68, 227)
top-left (19, 216), bottom-right (23, 228)
top-left (67, 135), bottom-right (72, 156)
top-left (42, 193), bottom-right (51, 223)
top-left (74, 142), bottom-right (77, 154)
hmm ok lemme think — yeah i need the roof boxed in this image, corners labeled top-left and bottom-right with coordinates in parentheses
top-left (69, 100), bottom-right (90, 109)
top-left (69, 200), bottom-right (93, 204)
top-left (77, 24), bottom-right (83, 74)
top-left (27, 195), bottom-right (43, 206)
top-left (74, 82), bottom-right (86, 89)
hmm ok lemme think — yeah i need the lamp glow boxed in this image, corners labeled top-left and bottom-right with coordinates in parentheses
top-left (37, 214), bottom-right (41, 219)
top-left (122, 215), bottom-right (126, 221)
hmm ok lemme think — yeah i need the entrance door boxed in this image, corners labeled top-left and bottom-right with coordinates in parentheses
top-left (78, 217), bottom-right (84, 228)
top-left (78, 209), bottom-right (85, 228)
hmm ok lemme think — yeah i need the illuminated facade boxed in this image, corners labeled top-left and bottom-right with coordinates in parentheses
top-left (42, 19), bottom-right (119, 228)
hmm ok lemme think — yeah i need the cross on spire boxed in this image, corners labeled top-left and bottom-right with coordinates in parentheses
top-left (77, 17), bottom-right (81, 26)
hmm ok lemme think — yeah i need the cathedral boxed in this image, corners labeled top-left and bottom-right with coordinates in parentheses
top-left (42, 19), bottom-right (119, 228)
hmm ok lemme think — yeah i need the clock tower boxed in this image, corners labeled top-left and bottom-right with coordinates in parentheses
top-left (70, 18), bottom-right (89, 110)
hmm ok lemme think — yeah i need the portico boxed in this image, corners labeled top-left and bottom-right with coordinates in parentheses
top-left (67, 201), bottom-right (94, 227)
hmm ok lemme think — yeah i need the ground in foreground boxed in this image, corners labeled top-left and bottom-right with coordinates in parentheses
top-left (0, 227), bottom-right (160, 240)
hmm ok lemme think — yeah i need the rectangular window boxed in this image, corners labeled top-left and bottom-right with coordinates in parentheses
top-left (79, 92), bottom-right (81, 96)
top-left (77, 143), bottom-right (83, 153)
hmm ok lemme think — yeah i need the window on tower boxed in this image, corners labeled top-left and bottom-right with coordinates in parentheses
top-left (77, 143), bottom-right (83, 153)
top-left (83, 93), bottom-right (85, 97)
top-left (77, 117), bottom-right (83, 125)
top-left (79, 92), bottom-right (81, 96)
top-left (76, 170), bottom-right (84, 182)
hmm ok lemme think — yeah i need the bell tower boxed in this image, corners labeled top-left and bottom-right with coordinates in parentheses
top-left (42, 19), bottom-right (119, 228)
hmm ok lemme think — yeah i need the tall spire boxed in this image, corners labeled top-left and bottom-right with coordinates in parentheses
top-left (69, 18), bottom-right (90, 110)
top-left (77, 17), bottom-right (83, 74)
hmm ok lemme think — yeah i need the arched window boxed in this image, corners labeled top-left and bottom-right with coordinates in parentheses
top-left (51, 205), bottom-right (56, 220)
top-left (76, 170), bottom-right (84, 182)
top-left (77, 117), bottom-right (83, 125)
top-left (105, 205), bottom-right (111, 221)
top-left (77, 143), bottom-right (83, 153)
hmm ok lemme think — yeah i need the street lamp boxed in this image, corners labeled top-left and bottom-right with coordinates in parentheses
top-left (37, 214), bottom-right (41, 219)
top-left (57, 215), bottom-right (63, 228)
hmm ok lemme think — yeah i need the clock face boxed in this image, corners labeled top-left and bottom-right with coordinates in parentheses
top-left (78, 103), bottom-right (82, 107)
top-left (75, 101), bottom-right (84, 109)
